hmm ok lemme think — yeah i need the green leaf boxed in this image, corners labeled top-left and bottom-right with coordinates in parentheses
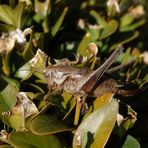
top-left (99, 20), bottom-right (118, 40)
top-left (83, 93), bottom-right (114, 121)
top-left (8, 131), bottom-right (62, 148)
top-left (0, 84), bottom-right (18, 113)
top-left (116, 48), bottom-right (132, 63)
top-left (30, 115), bottom-right (73, 135)
top-left (14, 62), bottom-right (33, 81)
top-left (90, 10), bottom-right (107, 27)
top-left (120, 14), bottom-right (134, 28)
top-left (62, 92), bottom-right (76, 120)
top-left (0, 5), bottom-right (14, 26)
top-left (13, 2), bottom-right (24, 28)
top-left (89, 11), bottom-right (118, 40)
top-left (76, 32), bottom-right (92, 56)
top-left (3, 76), bottom-right (20, 90)
top-left (120, 18), bottom-right (145, 32)
top-left (122, 135), bottom-right (140, 148)
top-left (51, 7), bottom-right (68, 37)
top-left (73, 99), bottom-right (119, 148)
top-left (110, 31), bottom-right (139, 51)
top-left (0, 2), bottom-right (24, 28)
top-left (8, 114), bottom-right (25, 131)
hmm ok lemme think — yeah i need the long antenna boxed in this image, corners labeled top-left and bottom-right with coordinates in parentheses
top-left (80, 45), bottom-right (124, 94)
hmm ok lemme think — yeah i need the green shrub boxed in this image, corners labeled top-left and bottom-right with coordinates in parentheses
top-left (0, 0), bottom-right (147, 147)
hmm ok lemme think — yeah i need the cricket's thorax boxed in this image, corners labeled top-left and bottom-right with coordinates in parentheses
top-left (44, 65), bottom-right (93, 95)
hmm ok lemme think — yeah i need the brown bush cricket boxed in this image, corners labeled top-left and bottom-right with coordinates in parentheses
top-left (29, 44), bottom-right (144, 124)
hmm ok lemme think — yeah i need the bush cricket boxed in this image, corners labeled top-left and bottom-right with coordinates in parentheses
top-left (29, 44), bottom-right (145, 125)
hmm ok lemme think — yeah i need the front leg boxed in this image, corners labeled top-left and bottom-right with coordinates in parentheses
top-left (74, 95), bottom-right (88, 126)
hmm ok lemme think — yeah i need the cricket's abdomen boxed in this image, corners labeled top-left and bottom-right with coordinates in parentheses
top-left (92, 78), bottom-right (118, 97)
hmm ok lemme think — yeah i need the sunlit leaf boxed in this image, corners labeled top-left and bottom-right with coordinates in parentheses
top-left (93, 93), bottom-right (114, 111)
top-left (83, 93), bottom-right (114, 120)
top-left (73, 99), bottom-right (118, 148)
top-left (8, 131), bottom-right (62, 148)
top-left (0, 5), bottom-right (14, 26)
top-left (14, 62), bottom-right (33, 81)
top-left (30, 115), bottom-right (73, 135)
top-left (13, 2), bottom-right (24, 28)
top-left (77, 32), bottom-right (92, 56)
top-left (0, 2), bottom-right (24, 28)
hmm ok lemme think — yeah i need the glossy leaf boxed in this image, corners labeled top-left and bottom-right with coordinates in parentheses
top-left (14, 62), bottom-right (33, 81)
top-left (8, 131), bottom-right (62, 148)
top-left (73, 99), bottom-right (119, 148)
top-left (0, 84), bottom-right (18, 113)
top-left (122, 135), bottom-right (140, 148)
top-left (83, 93), bottom-right (114, 121)
top-left (93, 93), bottom-right (114, 112)
top-left (30, 115), bottom-right (73, 135)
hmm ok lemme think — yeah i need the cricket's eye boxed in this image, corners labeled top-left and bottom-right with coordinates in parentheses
top-left (44, 71), bottom-right (51, 77)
